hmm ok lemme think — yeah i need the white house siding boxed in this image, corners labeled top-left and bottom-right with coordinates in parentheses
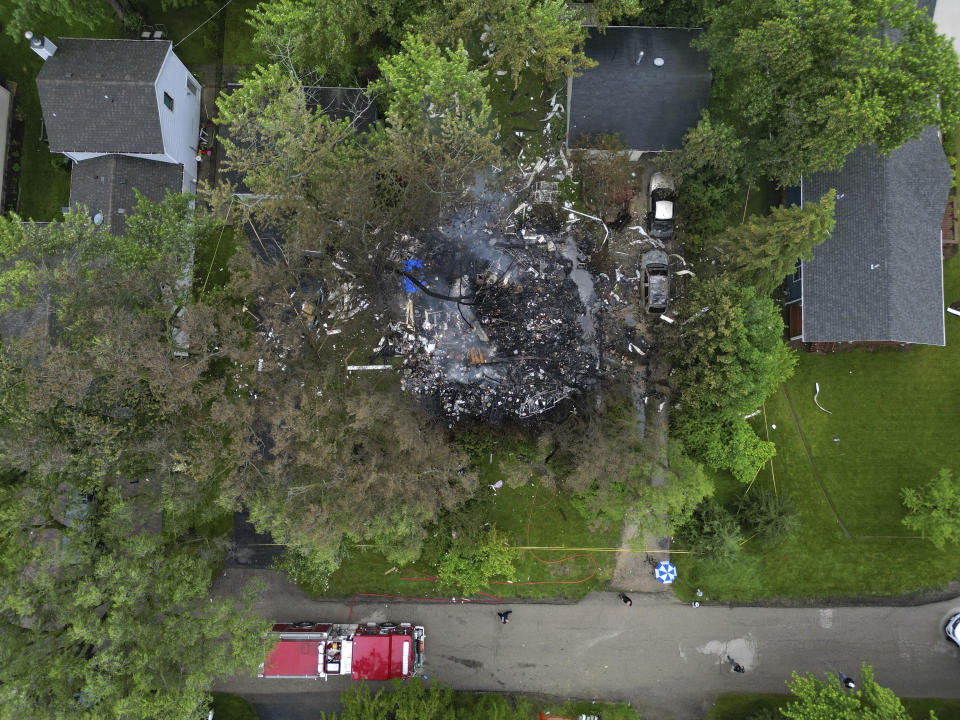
top-left (154, 47), bottom-right (201, 192)
top-left (934, 2), bottom-right (960, 59)
top-left (0, 84), bottom-right (11, 208)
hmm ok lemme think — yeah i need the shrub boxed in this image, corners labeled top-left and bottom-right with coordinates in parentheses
top-left (737, 487), bottom-right (798, 545)
top-left (436, 527), bottom-right (518, 595)
top-left (678, 498), bottom-right (743, 563)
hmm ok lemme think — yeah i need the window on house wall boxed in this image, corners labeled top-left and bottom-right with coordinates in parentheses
top-left (163, 92), bottom-right (174, 111)
top-left (186, 78), bottom-right (198, 95)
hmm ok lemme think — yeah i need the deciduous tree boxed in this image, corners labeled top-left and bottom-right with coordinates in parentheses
top-left (697, 0), bottom-right (960, 185)
top-left (663, 112), bottom-right (747, 244)
top-left (371, 34), bottom-right (502, 221)
top-left (1, 0), bottom-right (124, 36)
top-left (246, 0), bottom-right (420, 80)
top-left (662, 276), bottom-right (794, 480)
top-left (0, 204), bottom-right (264, 720)
top-left (419, 0), bottom-right (595, 88)
top-left (588, 0), bottom-right (714, 28)
top-left (781, 663), bottom-right (930, 720)
top-left (901, 468), bottom-right (960, 550)
top-left (631, 443), bottom-right (714, 538)
top-left (215, 62), bottom-right (382, 248)
top-left (436, 526), bottom-right (518, 595)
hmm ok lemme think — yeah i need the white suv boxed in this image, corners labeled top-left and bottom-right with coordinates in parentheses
top-left (648, 172), bottom-right (676, 241)
top-left (946, 613), bottom-right (960, 647)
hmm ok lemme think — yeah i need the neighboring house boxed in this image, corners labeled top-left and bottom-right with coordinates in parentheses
top-left (0, 76), bottom-right (13, 210)
top-left (785, 126), bottom-right (952, 347)
top-left (30, 34), bottom-right (200, 229)
top-left (68, 155), bottom-right (183, 235)
top-left (566, 27), bottom-right (711, 153)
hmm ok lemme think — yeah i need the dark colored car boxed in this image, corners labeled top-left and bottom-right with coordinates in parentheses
top-left (641, 250), bottom-right (669, 314)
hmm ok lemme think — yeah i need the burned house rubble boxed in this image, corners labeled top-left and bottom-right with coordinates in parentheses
top-left (392, 192), bottom-right (603, 422)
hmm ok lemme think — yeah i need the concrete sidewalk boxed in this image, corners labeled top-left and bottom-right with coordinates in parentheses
top-left (214, 568), bottom-right (960, 719)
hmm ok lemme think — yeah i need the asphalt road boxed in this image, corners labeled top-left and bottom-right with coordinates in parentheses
top-left (213, 568), bottom-right (960, 720)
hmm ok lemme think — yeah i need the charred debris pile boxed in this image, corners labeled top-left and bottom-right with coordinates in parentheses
top-left (391, 193), bottom-right (604, 422)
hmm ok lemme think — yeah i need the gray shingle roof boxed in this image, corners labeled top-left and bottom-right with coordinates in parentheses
top-left (917, 0), bottom-right (936, 18)
top-left (567, 27), bottom-right (711, 151)
top-left (801, 126), bottom-right (951, 345)
top-left (69, 155), bottom-right (183, 235)
top-left (37, 39), bottom-right (168, 154)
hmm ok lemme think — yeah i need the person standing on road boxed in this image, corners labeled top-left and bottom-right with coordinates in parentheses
top-left (497, 610), bottom-right (512, 624)
top-left (839, 672), bottom-right (856, 689)
top-left (727, 656), bottom-right (745, 673)
top-left (618, 592), bottom-right (633, 606)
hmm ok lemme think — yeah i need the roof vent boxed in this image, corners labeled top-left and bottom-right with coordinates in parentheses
top-left (117, 208), bottom-right (126, 215)
top-left (104, 95), bottom-right (113, 102)
top-left (93, 212), bottom-right (104, 226)
top-left (653, 57), bottom-right (665, 67)
top-left (25, 31), bottom-right (58, 61)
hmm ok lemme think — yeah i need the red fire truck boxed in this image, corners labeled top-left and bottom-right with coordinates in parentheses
top-left (259, 621), bottom-right (425, 680)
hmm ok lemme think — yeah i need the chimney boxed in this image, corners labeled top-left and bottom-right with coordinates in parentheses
top-left (24, 31), bottom-right (57, 60)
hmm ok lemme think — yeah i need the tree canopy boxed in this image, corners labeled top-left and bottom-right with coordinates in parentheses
top-left (901, 468), bottom-right (960, 550)
top-left (418, 0), bottom-right (595, 88)
top-left (663, 276), bottom-right (795, 481)
top-left (246, 0), bottom-right (421, 81)
top-left (710, 191), bottom-right (836, 294)
top-left (370, 34), bottom-right (502, 220)
top-left (781, 663), bottom-right (933, 720)
top-left (0, 203), bottom-right (265, 719)
top-left (697, 0), bottom-right (960, 185)
top-left (664, 112), bottom-right (747, 244)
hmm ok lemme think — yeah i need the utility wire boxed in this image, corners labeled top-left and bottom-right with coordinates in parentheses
top-left (174, 0), bottom-right (236, 48)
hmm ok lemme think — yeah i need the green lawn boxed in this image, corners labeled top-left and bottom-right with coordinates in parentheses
top-left (674, 255), bottom-right (960, 602)
top-left (194, 224), bottom-right (237, 296)
top-left (706, 693), bottom-right (960, 720)
top-left (142, 0), bottom-right (264, 70)
top-left (319, 478), bottom-right (620, 601)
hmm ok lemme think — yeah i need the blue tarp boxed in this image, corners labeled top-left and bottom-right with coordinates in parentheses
top-left (403, 258), bottom-right (424, 293)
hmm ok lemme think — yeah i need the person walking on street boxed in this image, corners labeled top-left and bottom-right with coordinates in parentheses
top-left (497, 610), bottom-right (512, 624)
top-left (839, 672), bottom-right (856, 689)
top-left (727, 655), bottom-right (745, 673)
top-left (618, 592), bottom-right (633, 606)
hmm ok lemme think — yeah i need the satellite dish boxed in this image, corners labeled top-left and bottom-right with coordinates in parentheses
top-left (653, 57), bottom-right (665, 67)
top-left (93, 212), bottom-right (104, 226)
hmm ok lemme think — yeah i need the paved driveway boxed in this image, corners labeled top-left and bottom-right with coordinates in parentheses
top-left (214, 568), bottom-right (960, 720)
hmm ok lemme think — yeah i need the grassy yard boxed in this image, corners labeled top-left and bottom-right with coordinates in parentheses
top-left (320, 477), bottom-right (621, 601)
top-left (674, 254), bottom-right (960, 602)
top-left (142, 0), bottom-right (263, 69)
top-left (706, 693), bottom-right (960, 720)
top-left (194, 224), bottom-right (237, 296)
